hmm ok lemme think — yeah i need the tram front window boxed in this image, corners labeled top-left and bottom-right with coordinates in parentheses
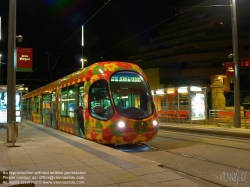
top-left (110, 71), bottom-right (153, 119)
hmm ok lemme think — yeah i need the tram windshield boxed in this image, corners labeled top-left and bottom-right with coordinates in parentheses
top-left (110, 71), bottom-right (153, 119)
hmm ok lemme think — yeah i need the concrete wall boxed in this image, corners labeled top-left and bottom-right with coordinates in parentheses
top-left (143, 68), bottom-right (163, 90)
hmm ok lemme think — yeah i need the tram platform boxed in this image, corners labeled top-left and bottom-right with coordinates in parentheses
top-left (0, 120), bottom-right (200, 187)
top-left (159, 121), bottom-right (250, 139)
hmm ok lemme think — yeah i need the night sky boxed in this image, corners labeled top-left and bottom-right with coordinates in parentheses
top-left (0, 0), bottom-right (239, 91)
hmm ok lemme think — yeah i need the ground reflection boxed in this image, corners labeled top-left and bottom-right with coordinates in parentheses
top-left (107, 143), bottom-right (150, 152)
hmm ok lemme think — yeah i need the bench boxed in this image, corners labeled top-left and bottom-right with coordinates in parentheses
top-left (242, 110), bottom-right (250, 129)
top-left (214, 110), bottom-right (234, 127)
top-left (157, 110), bottom-right (189, 123)
top-left (157, 110), bottom-right (172, 121)
top-left (157, 110), bottom-right (165, 117)
top-left (157, 110), bottom-right (176, 121)
top-left (176, 110), bottom-right (189, 122)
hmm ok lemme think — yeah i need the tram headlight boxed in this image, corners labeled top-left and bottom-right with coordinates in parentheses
top-left (117, 121), bottom-right (125, 128)
top-left (152, 120), bottom-right (158, 126)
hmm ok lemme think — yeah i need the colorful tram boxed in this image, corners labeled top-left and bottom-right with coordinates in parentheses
top-left (22, 61), bottom-right (159, 144)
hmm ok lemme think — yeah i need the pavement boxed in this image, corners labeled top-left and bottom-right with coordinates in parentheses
top-left (0, 120), bottom-right (249, 187)
top-left (0, 120), bottom-right (201, 187)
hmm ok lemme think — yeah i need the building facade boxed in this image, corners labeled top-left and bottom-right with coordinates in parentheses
top-left (128, 0), bottom-right (250, 109)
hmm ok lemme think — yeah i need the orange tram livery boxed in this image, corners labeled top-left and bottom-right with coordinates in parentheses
top-left (22, 61), bottom-right (159, 144)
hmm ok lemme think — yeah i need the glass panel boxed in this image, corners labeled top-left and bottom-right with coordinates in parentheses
top-left (68, 88), bottom-right (76, 118)
top-left (51, 92), bottom-right (56, 128)
top-left (43, 94), bottom-right (50, 115)
top-left (16, 93), bottom-right (21, 110)
top-left (89, 80), bottom-right (113, 120)
top-left (179, 93), bottom-right (188, 110)
top-left (61, 90), bottom-right (68, 116)
top-left (34, 96), bottom-right (39, 114)
top-left (167, 93), bottom-right (178, 110)
top-left (79, 86), bottom-right (84, 122)
top-left (110, 71), bottom-right (153, 119)
top-left (0, 92), bottom-right (7, 111)
top-left (60, 88), bottom-right (76, 118)
top-left (79, 86), bottom-right (84, 107)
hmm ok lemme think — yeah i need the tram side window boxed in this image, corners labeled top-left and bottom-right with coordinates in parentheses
top-left (51, 92), bottom-right (56, 114)
top-left (61, 90), bottom-right (68, 116)
top-left (89, 79), bottom-right (114, 120)
top-left (68, 88), bottom-right (76, 118)
top-left (60, 88), bottom-right (76, 118)
top-left (79, 86), bottom-right (84, 107)
top-left (34, 96), bottom-right (39, 114)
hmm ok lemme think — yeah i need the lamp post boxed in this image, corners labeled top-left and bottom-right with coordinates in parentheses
top-left (231, 0), bottom-right (241, 128)
top-left (81, 25), bottom-right (84, 61)
top-left (7, 0), bottom-right (17, 142)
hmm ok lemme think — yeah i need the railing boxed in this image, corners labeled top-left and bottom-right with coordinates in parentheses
top-left (209, 109), bottom-right (250, 128)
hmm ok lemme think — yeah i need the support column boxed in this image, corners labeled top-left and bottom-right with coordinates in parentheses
top-left (210, 79), bottom-right (226, 110)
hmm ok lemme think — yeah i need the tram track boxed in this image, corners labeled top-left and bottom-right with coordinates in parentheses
top-left (137, 142), bottom-right (250, 172)
top-left (136, 142), bottom-right (249, 187)
top-left (157, 130), bottom-right (250, 151)
top-left (159, 130), bottom-right (250, 142)
top-left (161, 165), bottom-right (227, 187)
top-left (133, 130), bottom-right (250, 186)
top-left (111, 130), bottom-right (250, 186)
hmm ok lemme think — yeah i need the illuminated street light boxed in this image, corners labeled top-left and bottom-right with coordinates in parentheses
top-left (81, 25), bottom-right (84, 69)
top-left (0, 16), bottom-right (1, 40)
top-left (80, 58), bottom-right (87, 69)
top-left (231, 0), bottom-right (241, 128)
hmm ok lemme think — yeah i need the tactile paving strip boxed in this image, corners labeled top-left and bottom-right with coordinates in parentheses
top-left (26, 122), bottom-right (141, 169)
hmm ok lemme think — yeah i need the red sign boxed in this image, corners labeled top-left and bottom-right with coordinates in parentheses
top-left (226, 62), bottom-right (235, 78)
top-left (16, 47), bottom-right (33, 72)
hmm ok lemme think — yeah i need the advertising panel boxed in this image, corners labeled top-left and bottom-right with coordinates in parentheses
top-left (16, 47), bottom-right (33, 72)
top-left (0, 92), bottom-right (21, 123)
top-left (191, 92), bottom-right (206, 120)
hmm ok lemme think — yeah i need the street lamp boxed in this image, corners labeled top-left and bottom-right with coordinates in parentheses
top-left (81, 25), bottom-right (86, 69)
top-left (231, 0), bottom-right (241, 128)
top-left (80, 58), bottom-right (87, 69)
top-left (7, 0), bottom-right (23, 143)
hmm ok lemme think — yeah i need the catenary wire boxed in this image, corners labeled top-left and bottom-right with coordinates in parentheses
top-left (23, 0), bottom-right (112, 79)
top-left (25, 0), bottom-right (224, 81)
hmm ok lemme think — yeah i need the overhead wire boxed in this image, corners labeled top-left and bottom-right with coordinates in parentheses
top-left (23, 0), bottom-right (112, 79)
top-left (25, 0), bottom-right (226, 81)
top-left (59, 0), bottom-right (226, 73)
top-left (88, 0), bottom-right (215, 60)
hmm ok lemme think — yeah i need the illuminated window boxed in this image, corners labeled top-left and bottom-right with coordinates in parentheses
top-left (89, 79), bottom-right (114, 120)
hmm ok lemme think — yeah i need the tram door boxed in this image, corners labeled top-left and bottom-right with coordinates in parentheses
top-left (42, 94), bottom-right (50, 126)
top-left (27, 98), bottom-right (32, 120)
top-left (51, 92), bottom-right (56, 129)
top-left (78, 86), bottom-right (85, 137)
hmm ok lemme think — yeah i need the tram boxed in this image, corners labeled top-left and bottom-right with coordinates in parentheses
top-left (22, 61), bottom-right (159, 144)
